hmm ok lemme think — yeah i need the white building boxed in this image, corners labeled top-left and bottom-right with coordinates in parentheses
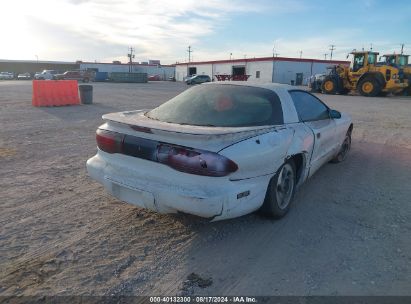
top-left (175, 56), bottom-right (349, 85)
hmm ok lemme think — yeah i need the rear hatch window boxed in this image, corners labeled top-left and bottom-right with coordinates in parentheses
top-left (146, 84), bottom-right (283, 127)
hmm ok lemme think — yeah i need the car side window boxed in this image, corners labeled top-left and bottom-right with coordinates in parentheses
top-left (289, 91), bottom-right (330, 122)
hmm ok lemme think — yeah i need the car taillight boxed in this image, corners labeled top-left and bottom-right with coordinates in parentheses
top-left (156, 144), bottom-right (238, 177)
top-left (96, 129), bottom-right (124, 154)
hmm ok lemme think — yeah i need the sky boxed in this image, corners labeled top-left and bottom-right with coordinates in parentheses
top-left (1, 0), bottom-right (410, 64)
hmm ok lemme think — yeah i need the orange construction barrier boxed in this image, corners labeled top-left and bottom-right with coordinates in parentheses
top-left (32, 80), bottom-right (80, 107)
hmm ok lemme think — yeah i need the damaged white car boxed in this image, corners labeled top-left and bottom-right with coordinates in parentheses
top-left (87, 82), bottom-right (352, 221)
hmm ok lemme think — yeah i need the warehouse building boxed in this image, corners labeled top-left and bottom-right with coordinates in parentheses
top-left (0, 59), bottom-right (175, 80)
top-left (0, 59), bottom-right (79, 75)
top-left (79, 62), bottom-right (175, 80)
top-left (175, 56), bottom-right (349, 85)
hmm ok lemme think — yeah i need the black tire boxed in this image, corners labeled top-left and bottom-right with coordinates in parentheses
top-left (338, 88), bottom-right (350, 95)
top-left (260, 160), bottom-right (296, 218)
top-left (321, 76), bottom-right (338, 94)
top-left (331, 130), bottom-right (352, 163)
top-left (358, 77), bottom-right (381, 97)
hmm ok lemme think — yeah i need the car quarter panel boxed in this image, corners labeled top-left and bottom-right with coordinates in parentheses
top-left (284, 123), bottom-right (315, 185)
top-left (219, 127), bottom-right (294, 181)
top-left (335, 112), bottom-right (353, 145)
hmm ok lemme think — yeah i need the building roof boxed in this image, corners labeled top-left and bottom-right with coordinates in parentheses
top-left (0, 59), bottom-right (77, 64)
top-left (0, 59), bottom-right (175, 67)
top-left (79, 61), bottom-right (175, 67)
top-left (175, 56), bottom-right (349, 66)
top-left (383, 54), bottom-right (409, 57)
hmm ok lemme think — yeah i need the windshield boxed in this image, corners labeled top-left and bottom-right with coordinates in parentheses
top-left (368, 53), bottom-right (377, 64)
top-left (398, 56), bottom-right (408, 66)
top-left (386, 56), bottom-right (396, 65)
top-left (146, 84), bottom-right (283, 127)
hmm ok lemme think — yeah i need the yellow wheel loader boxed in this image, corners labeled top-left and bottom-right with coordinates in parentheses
top-left (321, 51), bottom-right (408, 97)
top-left (382, 53), bottom-right (411, 95)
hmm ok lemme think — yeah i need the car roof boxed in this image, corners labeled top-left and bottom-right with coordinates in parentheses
top-left (203, 81), bottom-right (293, 92)
top-left (202, 81), bottom-right (300, 123)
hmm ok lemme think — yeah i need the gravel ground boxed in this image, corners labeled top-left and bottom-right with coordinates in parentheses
top-left (0, 80), bottom-right (410, 296)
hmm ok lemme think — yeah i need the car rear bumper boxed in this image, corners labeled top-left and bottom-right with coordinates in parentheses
top-left (86, 151), bottom-right (270, 221)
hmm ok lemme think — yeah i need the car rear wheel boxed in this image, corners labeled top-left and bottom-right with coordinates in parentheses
top-left (331, 130), bottom-right (351, 163)
top-left (260, 160), bottom-right (296, 218)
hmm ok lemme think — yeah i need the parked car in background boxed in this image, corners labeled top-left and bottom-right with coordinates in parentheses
top-left (87, 82), bottom-right (353, 221)
top-left (183, 74), bottom-right (196, 82)
top-left (148, 74), bottom-right (161, 81)
top-left (0, 72), bottom-right (14, 80)
top-left (34, 70), bottom-right (58, 80)
top-left (186, 74), bottom-right (211, 85)
top-left (17, 72), bottom-right (32, 80)
top-left (54, 70), bottom-right (93, 82)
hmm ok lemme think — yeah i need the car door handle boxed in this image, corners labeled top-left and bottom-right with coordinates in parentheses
top-left (316, 132), bottom-right (321, 139)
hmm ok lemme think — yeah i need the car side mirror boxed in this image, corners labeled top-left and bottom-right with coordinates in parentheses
top-left (330, 109), bottom-right (341, 119)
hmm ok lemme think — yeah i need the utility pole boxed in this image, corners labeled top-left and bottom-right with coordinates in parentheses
top-left (329, 44), bottom-right (336, 60)
top-left (230, 53), bottom-right (232, 60)
top-left (187, 46), bottom-right (193, 78)
top-left (127, 47), bottom-right (135, 73)
top-left (299, 50), bottom-right (303, 59)
top-left (324, 53), bottom-right (328, 60)
top-left (401, 43), bottom-right (404, 55)
top-left (187, 46), bottom-right (193, 62)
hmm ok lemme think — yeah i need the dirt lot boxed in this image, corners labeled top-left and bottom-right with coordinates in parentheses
top-left (1, 80), bottom-right (410, 296)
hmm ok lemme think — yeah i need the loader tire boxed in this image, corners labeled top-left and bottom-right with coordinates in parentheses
top-left (358, 77), bottom-right (381, 97)
top-left (339, 87), bottom-right (350, 95)
top-left (321, 76), bottom-right (338, 94)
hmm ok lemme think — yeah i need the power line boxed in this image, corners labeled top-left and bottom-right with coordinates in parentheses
top-left (329, 44), bottom-right (336, 60)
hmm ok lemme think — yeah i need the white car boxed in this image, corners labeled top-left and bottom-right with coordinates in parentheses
top-left (0, 72), bottom-right (14, 80)
top-left (87, 82), bottom-right (352, 221)
top-left (34, 70), bottom-right (58, 80)
top-left (17, 72), bottom-right (32, 80)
